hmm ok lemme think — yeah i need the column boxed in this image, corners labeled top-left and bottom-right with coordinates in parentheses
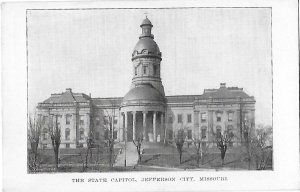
top-left (198, 112), bottom-right (201, 140)
top-left (119, 113), bottom-right (124, 142)
top-left (160, 113), bottom-right (164, 142)
top-left (143, 111), bottom-right (147, 140)
top-left (124, 112), bottom-right (128, 142)
top-left (153, 112), bottom-right (157, 142)
top-left (132, 111), bottom-right (136, 141)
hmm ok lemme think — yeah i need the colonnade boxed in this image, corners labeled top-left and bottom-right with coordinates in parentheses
top-left (119, 111), bottom-right (165, 142)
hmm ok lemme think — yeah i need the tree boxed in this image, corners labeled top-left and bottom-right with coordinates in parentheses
top-left (80, 130), bottom-right (94, 172)
top-left (175, 129), bottom-right (185, 164)
top-left (250, 127), bottom-right (273, 170)
top-left (49, 115), bottom-right (61, 170)
top-left (191, 138), bottom-right (209, 167)
top-left (27, 116), bottom-right (42, 172)
top-left (105, 114), bottom-right (116, 170)
top-left (133, 134), bottom-right (143, 164)
top-left (242, 119), bottom-right (253, 169)
top-left (215, 130), bottom-right (234, 166)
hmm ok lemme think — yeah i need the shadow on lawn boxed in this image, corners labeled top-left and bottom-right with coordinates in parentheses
top-left (143, 154), bottom-right (161, 163)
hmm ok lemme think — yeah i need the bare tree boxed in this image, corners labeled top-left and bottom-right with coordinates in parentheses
top-left (83, 131), bottom-right (94, 171)
top-left (250, 127), bottom-right (273, 170)
top-left (191, 138), bottom-right (209, 167)
top-left (27, 116), bottom-right (42, 172)
top-left (175, 129), bottom-right (185, 164)
top-left (106, 115), bottom-right (115, 170)
top-left (49, 115), bottom-right (61, 170)
top-left (133, 134), bottom-right (143, 164)
top-left (215, 130), bottom-right (234, 166)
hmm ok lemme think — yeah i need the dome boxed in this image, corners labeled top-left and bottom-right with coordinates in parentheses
top-left (140, 17), bottom-right (153, 27)
top-left (133, 38), bottom-right (160, 56)
top-left (123, 84), bottom-right (164, 102)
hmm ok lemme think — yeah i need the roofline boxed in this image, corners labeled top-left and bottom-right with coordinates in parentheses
top-left (165, 94), bottom-right (202, 97)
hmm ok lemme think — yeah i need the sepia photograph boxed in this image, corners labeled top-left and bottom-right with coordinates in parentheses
top-left (27, 8), bottom-right (273, 173)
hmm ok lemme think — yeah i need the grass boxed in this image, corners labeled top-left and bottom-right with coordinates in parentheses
top-left (141, 146), bottom-right (272, 170)
top-left (28, 145), bottom-right (272, 172)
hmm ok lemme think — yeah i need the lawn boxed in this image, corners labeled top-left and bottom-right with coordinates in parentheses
top-left (28, 147), bottom-right (121, 173)
top-left (140, 146), bottom-right (272, 170)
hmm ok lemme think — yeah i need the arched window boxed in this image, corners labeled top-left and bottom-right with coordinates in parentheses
top-left (227, 125), bottom-right (234, 134)
top-left (216, 126), bottom-right (222, 138)
top-left (42, 128), bottom-right (48, 140)
top-left (201, 126), bottom-right (207, 139)
top-left (65, 128), bottom-right (70, 140)
top-left (79, 128), bottom-right (84, 140)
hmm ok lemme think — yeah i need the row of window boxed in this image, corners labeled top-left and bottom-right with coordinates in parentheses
top-left (39, 115), bottom-right (86, 125)
top-left (168, 114), bottom-right (193, 124)
top-left (42, 128), bottom-right (115, 141)
top-left (167, 112), bottom-right (235, 124)
top-left (42, 128), bottom-right (87, 141)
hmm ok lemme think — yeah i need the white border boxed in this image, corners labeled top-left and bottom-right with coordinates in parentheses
top-left (2, 0), bottom-right (299, 191)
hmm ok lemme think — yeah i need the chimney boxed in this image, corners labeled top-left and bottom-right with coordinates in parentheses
top-left (220, 83), bottom-right (226, 88)
top-left (89, 93), bottom-right (91, 97)
top-left (66, 88), bottom-right (72, 92)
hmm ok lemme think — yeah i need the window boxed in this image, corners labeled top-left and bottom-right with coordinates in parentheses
top-left (187, 130), bottom-right (192, 139)
top-left (42, 128), bottom-right (48, 140)
top-left (217, 113), bottom-right (222, 122)
top-left (168, 130), bottom-right (173, 140)
top-left (42, 116), bottom-right (48, 125)
top-left (187, 114), bottom-right (192, 123)
top-left (143, 66), bottom-right (147, 75)
top-left (244, 113), bottom-right (249, 121)
top-left (80, 115), bottom-right (84, 125)
top-left (168, 116), bottom-right (173, 124)
top-left (135, 67), bottom-right (137, 76)
top-left (66, 144), bottom-right (70, 148)
top-left (201, 126), bottom-right (207, 139)
top-left (37, 114), bottom-right (42, 122)
top-left (57, 115), bottom-right (62, 127)
top-left (79, 128), bottom-right (84, 140)
top-left (227, 125), bottom-right (234, 137)
top-left (216, 126), bottom-right (222, 138)
top-left (96, 132), bottom-right (100, 140)
top-left (66, 114), bottom-right (71, 125)
top-left (104, 129), bottom-right (109, 140)
top-left (114, 118), bottom-right (118, 124)
top-left (228, 112), bottom-right (233, 121)
top-left (104, 116), bottom-right (109, 125)
top-left (113, 131), bottom-right (118, 139)
top-left (227, 126), bottom-right (234, 147)
top-left (201, 113), bottom-right (207, 122)
top-left (153, 65), bottom-right (157, 75)
top-left (95, 117), bottom-right (100, 126)
top-left (65, 128), bottom-right (70, 140)
top-left (177, 114), bottom-right (182, 123)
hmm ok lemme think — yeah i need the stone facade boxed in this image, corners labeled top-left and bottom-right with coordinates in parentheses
top-left (36, 17), bottom-right (255, 149)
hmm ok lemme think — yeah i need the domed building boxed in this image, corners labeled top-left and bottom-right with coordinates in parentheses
top-left (120, 17), bottom-right (166, 142)
top-left (36, 17), bottom-right (256, 149)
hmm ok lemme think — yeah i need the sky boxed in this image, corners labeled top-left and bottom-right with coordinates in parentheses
top-left (27, 8), bottom-right (272, 126)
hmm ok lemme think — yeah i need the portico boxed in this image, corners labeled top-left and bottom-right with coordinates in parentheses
top-left (120, 110), bottom-right (165, 142)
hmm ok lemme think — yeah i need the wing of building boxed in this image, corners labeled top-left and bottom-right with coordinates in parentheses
top-left (36, 17), bottom-right (255, 149)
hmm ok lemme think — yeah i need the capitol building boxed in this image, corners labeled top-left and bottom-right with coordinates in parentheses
top-left (36, 17), bottom-right (255, 149)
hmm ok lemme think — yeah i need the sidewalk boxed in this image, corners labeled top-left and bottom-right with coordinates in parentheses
top-left (114, 143), bottom-right (138, 167)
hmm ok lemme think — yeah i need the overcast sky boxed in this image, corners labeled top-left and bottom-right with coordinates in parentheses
top-left (27, 8), bottom-right (272, 126)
